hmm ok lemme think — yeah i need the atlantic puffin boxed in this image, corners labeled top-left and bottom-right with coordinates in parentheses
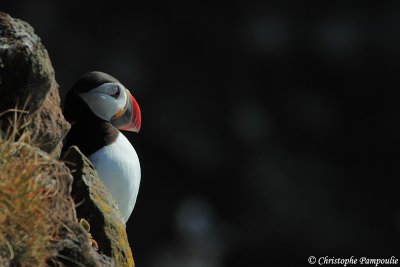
top-left (63, 71), bottom-right (141, 223)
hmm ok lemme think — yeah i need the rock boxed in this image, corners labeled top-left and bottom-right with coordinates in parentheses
top-left (0, 12), bottom-right (70, 156)
top-left (63, 146), bottom-right (135, 267)
top-left (28, 81), bottom-right (70, 156)
top-left (51, 222), bottom-right (115, 267)
top-left (0, 11), bottom-right (53, 113)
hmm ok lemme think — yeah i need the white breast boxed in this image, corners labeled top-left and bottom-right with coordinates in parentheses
top-left (88, 132), bottom-right (141, 223)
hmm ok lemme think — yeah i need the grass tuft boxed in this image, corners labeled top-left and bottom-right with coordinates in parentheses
top-left (0, 107), bottom-right (75, 266)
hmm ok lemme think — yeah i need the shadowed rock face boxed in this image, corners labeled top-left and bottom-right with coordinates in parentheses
top-left (63, 146), bottom-right (135, 267)
top-left (28, 81), bottom-right (70, 156)
top-left (0, 11), bottom-right (70, 156)
top-left (51, 221), bottom-right (115, 267)
top-left (0, 12), bottom-right (53, 112)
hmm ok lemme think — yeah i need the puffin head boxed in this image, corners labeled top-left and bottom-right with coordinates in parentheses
top-left (65, 71), bottom-right (141, 133)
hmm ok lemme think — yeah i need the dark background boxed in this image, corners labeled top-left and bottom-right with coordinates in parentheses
top-left (2, 1), bottom-right (400, 266)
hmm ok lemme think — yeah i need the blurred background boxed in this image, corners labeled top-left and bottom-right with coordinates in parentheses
top-left (2, 1), bottom-right (400, 266)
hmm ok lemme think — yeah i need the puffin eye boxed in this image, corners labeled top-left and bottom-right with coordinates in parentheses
top-left (111, 86), bottom-right (120, 99)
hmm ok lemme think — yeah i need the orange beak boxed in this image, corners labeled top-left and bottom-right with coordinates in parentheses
top-left (111, 89), bottom-right (141, 133)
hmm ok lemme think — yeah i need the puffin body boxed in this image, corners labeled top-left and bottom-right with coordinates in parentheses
top-left (63, 71), bottom-right (142, 223)
top-left (89, 133), bottom-right (140, 221)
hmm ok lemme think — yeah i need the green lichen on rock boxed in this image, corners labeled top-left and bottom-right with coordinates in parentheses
top-left (63, 146), bottom-right (134, 267)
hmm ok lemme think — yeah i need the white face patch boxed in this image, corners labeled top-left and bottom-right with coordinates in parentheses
top-left (79, 82), bottom-right (128, 121)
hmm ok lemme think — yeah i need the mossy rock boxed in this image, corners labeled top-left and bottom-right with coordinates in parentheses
top-left (63, 146), bottom-right (134, 267)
